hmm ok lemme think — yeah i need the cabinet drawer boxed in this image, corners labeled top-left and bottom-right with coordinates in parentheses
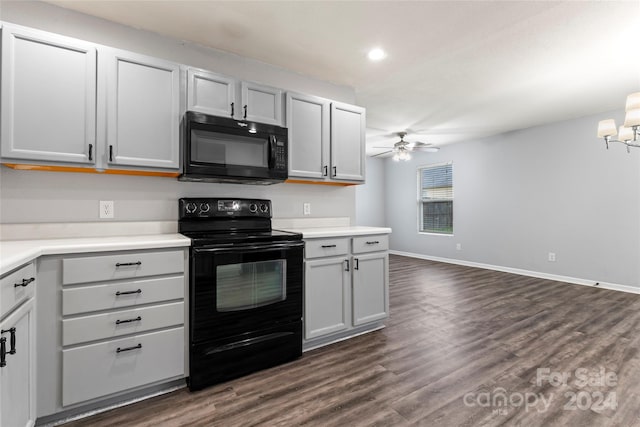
top-left (305, 238), bottom-right (349, 259)
top-left (62, 275), bottom-right (184, 315)
top-left (62, 327), bottom-right (184, 406)
top-left (352, 235), bottom-right (389, 254)
top-left (62, 301), bottom-right (184, 346)
top-left (0, 262), bottom-right (35, 317)
top-left (62, 250), bottom-right (184, 285)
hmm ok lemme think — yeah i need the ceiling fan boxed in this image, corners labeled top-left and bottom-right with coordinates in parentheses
top-left (371, 131), bottom-right (439, 161)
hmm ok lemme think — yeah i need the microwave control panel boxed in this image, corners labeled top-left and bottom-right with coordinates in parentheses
top-left (274, 140), bottom-right (287, 170)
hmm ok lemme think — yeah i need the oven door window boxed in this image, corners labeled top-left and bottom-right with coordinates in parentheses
top-left (191, 129), bottom-right (268, 168)
top-left (216, 259), bottom-right (286, 311)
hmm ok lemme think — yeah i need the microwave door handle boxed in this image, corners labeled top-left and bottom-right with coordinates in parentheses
top-left (268, 135), bottom-right (276, 169)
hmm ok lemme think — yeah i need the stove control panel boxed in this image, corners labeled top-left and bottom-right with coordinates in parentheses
top-left (179, 198), bottom-right (271, 218)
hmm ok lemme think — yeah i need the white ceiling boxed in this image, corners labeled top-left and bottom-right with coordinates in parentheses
top-left (47, 0), bottom-right (640, 155)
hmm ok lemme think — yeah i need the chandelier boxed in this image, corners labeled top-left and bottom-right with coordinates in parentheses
top-left (597, 92), bottom-right (640, 150)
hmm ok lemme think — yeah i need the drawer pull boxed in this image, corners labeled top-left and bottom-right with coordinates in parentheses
top-left (366, 241), bottom-right (380, 245)
top-left (115, 316), bottom-right (142, 325)
top-left (115, 289), bottom-right (142, 296)
top-left (1, 327), bottom-right (16, 355)
top-left (116, 343), bottom-right (142, 353)
top-left (14, 277), bottom-right (35, 288)
top-left (115, 261), bottom-right (142, 267)
top-left (321, 244), bottom-right (337, 248)
top-left (0, 337), bottom-right (6, 368)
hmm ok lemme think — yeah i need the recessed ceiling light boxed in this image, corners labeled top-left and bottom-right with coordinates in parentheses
top-left (368, 48), bottom-right (386, 61)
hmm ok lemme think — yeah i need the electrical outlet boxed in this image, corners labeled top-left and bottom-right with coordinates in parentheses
top-left (303, 203), bottom-right (311, 216)
top-left (548, 252), bottom-right (556, 262)
top-left (456, 243), bottom-right (462, 251)
top-left (100, 201), bottom-right (114, 219)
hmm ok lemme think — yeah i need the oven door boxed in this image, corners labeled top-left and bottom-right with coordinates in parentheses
top-left (190, 241), bottom-right (304, 344)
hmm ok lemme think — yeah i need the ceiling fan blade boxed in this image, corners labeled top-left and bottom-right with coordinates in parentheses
top-left (370, 150), bottom-right (393, 157)
top-left (411, 146), bottom-right (440, 152)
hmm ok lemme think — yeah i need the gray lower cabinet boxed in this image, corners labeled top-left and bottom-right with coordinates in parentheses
top-left (0, 23), bottom-right (97, 166)
top-left (304, 257), bottom-right (350, 339)
top-left (303, 234), bottom-right (389, 350)
top-left (0, 262), bottom-right (37, 427)
top-left (286, 93), bottom-right (366, 184)
top-left (36, 248), bottom-right (187, 420)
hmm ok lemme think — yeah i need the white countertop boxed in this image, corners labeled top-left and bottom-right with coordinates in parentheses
top-left (279, 226), bottom-right (391, 239)
top-left (0, 234), bottom-right (191, 276)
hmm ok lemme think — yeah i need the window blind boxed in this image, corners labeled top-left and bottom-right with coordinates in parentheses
top-left (419, 163), bottom-right (453, 234)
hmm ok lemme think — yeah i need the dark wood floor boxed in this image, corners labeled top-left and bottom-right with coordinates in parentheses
top-left (65, 255), bottom-right (640, 426)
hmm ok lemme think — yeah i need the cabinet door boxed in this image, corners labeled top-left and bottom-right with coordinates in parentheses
top-left (304, 257), bottom-right (350, 340)
top-left (102, 48), bottom-right (180, 170)
top-left (330, 102), bottom-right (366, 182)
top-left (0, 298), bottom-right (35, 427)
top-left (352, 252), bottom-right (388, 326)
top-left (286, 92), bottom-right (330, 180)
top-left (1, 24), bottom-right (96, 165)
top-left (240, 82), bottom-right (283, 126)
top-left (187, 68), bottom-right (235, 117)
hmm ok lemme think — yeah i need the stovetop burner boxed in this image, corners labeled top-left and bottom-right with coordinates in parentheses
top-left (185, 229), bottom-right (302, 246)
top-left (178, 197), bottom-right (302, 245)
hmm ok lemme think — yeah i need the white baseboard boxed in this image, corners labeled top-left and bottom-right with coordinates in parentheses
top-left (389, 250), bottom-right (640, 295)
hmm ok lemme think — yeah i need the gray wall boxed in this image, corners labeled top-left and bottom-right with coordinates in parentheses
top-left (0, 1), bottom-right (356, 224)
top-left (384, 109), bottom-right (640, 288)
top-left (355, 157), bottom-right (386, 227)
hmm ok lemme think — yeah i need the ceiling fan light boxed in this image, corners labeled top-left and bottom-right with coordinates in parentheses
top-left (625, 92), bottom-right (640, 112)
top-left (392, 153), bottom-right (400, 161)
top-left (597, 119), bottom-right (617, 138)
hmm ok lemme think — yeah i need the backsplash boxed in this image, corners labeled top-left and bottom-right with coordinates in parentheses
top-left (0, 167), bottom-right (356, 224)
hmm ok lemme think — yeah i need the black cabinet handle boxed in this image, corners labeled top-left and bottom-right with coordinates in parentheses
top-left (354, 258), bottom-right (359, 270)
top-left (323, 166), bottom-right (328, 177)
top-left (365, 241), bottom-right (380, 245)
top-left (1, 328), bottom-right (16, 355)
top-left (0, 337), bottom-right (6, 368)
top-left (230, 102), bottom-right (235, 117)
top-left (345, 259), bottom-right (350, 272)
top-left (115, 261), bottom-right (142, 267)
top-left (109, 145), bottom-right (114, 162)
top-left (115, 289), bottom-right (142, 296)
top-left (14, 277), bottom-right (35, 288)
top-left (243, 105), bottom-right (248, 119)
top-left (88, 143), bottom-right (93, 161)
top-left (116, 343), bottom-right (142, 353)
top-left (115, 316), bottom-right (141, 325)
top-left (321, 244), bottom-right (337, 248)
top-left (332, 166), bottom-right (337, 177)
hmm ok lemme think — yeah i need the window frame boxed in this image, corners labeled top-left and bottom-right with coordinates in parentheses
top-left (417, 161), bottom-right (454, 236)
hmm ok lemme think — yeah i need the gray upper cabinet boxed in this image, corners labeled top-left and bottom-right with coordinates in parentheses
top-left (187, 68), bottom-right (235, 117)
top-left (287, 95), bottom-right (366, 183)
top-left (187, 68), bottom-right (283, 126)
top-left (331, 102), bottom-right (366, 182)
top-left (240, 81), bottom-right (283, 126)
top-left (286, 92), bottom-right (330, 179)
top-left (101, 48), bottom-right (181, 170)
top-left (0, 24), bottom-right (97, 165)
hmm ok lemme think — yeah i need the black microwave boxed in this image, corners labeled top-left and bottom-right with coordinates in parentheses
top-left (180, 111), bottom-right (288, 184)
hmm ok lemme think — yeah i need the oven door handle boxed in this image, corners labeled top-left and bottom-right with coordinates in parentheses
top-left (193, 241), bottom-right (304, 254)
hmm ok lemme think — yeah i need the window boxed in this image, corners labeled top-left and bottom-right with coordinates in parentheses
top-left (418, 162), bottom-right (453, 234)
